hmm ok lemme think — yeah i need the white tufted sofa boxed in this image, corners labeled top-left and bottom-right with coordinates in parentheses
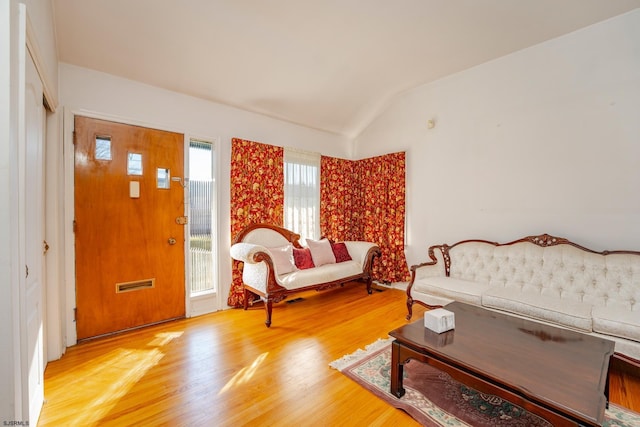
top-left (231, 223), bottom-right (381, 327)
top-left (406, 234), bottom-right (640, 362)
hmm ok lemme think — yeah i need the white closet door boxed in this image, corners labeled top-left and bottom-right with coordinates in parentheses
top-left (22, 47), bottom-right (45, 424)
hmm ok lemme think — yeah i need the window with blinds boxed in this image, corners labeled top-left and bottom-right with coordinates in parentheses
top-left (284, 147), bottom-right (321, 242)
top-left (189, 139), bottom-right (216, 295)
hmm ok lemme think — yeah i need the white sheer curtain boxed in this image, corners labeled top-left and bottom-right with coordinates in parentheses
top-left (284, 147), bottom-right (321, 242)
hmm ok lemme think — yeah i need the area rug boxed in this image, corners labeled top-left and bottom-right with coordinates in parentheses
top-left (330, 338), bottom-right (640, 427)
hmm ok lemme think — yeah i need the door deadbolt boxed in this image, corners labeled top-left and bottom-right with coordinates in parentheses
top-left (168, 237), bottom-right (177, 245)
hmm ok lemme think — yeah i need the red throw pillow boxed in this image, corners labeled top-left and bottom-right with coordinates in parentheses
top-left (293, 247), bottom-right (315, 270)
top-left (331, 242), bottom-right (352, 263)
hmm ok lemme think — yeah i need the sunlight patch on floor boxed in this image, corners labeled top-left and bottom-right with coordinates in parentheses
top-left (147, 331), bottom-right (184, 347)
top-left (218, 352), bottom-right (268, 395)
top-left (65, 347), bottom-right (164, 426)
top-left (43, 331), bottom-right (184, 426)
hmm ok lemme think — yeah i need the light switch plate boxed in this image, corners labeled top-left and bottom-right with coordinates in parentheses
top-left (130, 181), bottom-right (140, 198)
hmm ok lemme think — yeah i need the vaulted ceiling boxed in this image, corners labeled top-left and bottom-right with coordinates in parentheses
top-left (52, 0), bottom-right (640, 137)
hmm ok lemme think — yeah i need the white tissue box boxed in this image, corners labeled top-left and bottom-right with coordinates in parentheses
top-left (424, 308), bottom-right (455, 333)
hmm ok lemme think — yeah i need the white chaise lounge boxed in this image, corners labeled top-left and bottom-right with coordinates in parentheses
top-left (231, 223), bottom-right (381, 327)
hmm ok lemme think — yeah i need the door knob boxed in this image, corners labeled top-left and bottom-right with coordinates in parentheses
top-left (168, 237), bottom-right (177, 245)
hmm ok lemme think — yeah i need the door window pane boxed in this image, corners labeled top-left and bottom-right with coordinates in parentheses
top-left (95, 136), bottom-right (112, 160)
top-left (157, 168), bottom-right (170, 189)
top-left (127, 153), bottom-right (143, 175)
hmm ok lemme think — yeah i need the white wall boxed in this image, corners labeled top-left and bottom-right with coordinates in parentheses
top-left (0, 0), bottom-right (20, 420)
top-left (355, 10), bottom-right (640, 267)
top-left (59, 63), bottom-right (351, 318)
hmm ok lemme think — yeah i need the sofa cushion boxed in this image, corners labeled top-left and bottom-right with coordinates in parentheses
top-left (268, 244), bottom-right (297, 274)
top-left (278, 260), bottom-right (362, 290)
top-left (307, 238), bottom-right (336, 266)
top-left (293, 247), bottom-right (315, 270)
top-left (331, 242), bottom-right (352, 263)
top-left (592, 306), bottom-right (640, 343)
top-left (482, 287), bottom-right (593, 332)
top-left (412, 276), bottom-right (490, 306)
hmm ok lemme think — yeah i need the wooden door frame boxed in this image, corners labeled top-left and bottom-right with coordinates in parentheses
top-left (62, 109), bottom-right (222, 346)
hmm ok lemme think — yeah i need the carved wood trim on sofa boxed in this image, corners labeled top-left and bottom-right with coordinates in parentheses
top-left (411, 233), bottom-right (640, 280)
top-left (232, 222), bottom-right (304, 248)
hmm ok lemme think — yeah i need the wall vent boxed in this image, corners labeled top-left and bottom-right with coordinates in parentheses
top-left (116, 278), bottom-right (155, 293)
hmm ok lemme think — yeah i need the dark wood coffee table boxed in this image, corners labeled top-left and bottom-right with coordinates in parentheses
top-left (389, 302), bottom-right (615, 426)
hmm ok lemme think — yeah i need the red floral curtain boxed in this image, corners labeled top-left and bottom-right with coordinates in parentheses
top-left (228, 138), bottom-right (284, 307)
top-left (320, 152), bottom-right (410, 283)
top-left (356, 152), bottom-right (410, 283)
top-left (319, 156), bottom-right (362, 241)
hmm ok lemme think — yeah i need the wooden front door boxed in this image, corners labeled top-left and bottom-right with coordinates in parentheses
top-left (74, 116), bottom-right (186, 340)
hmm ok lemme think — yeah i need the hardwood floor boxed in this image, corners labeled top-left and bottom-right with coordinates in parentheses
top-left (39, 284), bottom-right (640, 426)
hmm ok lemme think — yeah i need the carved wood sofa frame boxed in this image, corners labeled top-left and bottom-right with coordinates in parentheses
top-left (406, 233), bottom-right (640, 372)
top-left (233, 223), bottom-right (381, 327)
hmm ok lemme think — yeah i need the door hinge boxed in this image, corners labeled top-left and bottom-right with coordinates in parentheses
top-left (25, 264), bottom-right (29, 278)
top-left (73, 220), bottom-right (77, 233)
top-left (73, 308), bottom-right (77, 322)
top-left (44, 240), bottom-right (50, 255)
top-left (73, 130), bottom-right (77, 145)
